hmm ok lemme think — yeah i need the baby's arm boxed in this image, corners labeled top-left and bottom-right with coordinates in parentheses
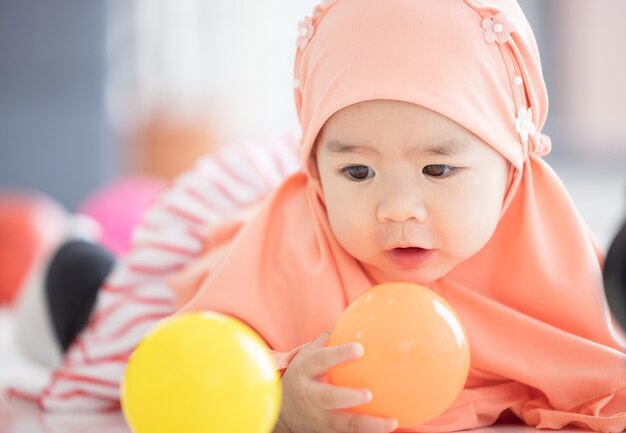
top-left (276, 330), bottom-right (398, 433)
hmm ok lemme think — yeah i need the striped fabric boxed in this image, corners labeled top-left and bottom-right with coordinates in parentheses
top-left (9, 133), bottom-right (300, 411)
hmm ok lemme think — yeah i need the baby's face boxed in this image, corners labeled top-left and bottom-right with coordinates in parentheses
top-left (315, 99), bottom-right (510, 284)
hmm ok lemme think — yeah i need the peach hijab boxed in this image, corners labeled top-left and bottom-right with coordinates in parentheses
top-left (177, 0), bottom-right (626, 430)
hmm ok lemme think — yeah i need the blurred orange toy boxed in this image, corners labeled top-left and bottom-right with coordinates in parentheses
top-left (0, 191), bottom-right (67, 306)
top-left (328, 282), bottom-right (470, 428)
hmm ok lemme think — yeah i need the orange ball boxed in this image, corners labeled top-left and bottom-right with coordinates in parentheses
top-left (328, 282), bottom-right (470, 428)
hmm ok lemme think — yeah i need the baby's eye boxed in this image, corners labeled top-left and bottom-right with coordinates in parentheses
top-left (341, 165), bottom-right (374, 181)
top-left (423, 164), bottom-right (456, 178)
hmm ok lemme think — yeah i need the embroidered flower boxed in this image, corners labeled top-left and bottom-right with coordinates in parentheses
top-left (297, 16), bottom-right (314, 50)
top-left (481, 13), bottom-right (515, 44)
top-left (312, 4), bottom-right (326, 16)
top-left (515, 107), bottom-right (537, 144)
top-left (533, 134), bottom-right (552, 156)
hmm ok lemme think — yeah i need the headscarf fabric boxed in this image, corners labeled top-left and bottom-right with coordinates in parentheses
top-left (175, 1), bottom-right (626, 431)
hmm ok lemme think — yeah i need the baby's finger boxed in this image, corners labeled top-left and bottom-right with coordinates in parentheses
top-left (330, 412), bottom-right (398, 433)
top-left (305, 328), bottom-right (334, 351)
top-left (309, 381), bottom-right (372, 410)
top-left (304, 342), bottom-right (364, 377)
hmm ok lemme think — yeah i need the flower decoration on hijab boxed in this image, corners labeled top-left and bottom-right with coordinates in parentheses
top-left (482, 12), bottom-right (515, 44)
top-left (297, 16), bottom-right (315, 50)
top-left (296, 1), bottom-right (337, 51)
top-left (515, 106), bottom-right (537, 144)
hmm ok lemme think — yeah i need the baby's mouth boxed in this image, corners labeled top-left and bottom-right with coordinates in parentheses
top-left (387, 247), bottom-right (434, 268)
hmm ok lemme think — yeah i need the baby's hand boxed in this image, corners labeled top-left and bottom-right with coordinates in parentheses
top-left (276, 330), bottom-right (398, 433)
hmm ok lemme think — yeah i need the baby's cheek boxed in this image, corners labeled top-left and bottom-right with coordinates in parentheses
top-left (326, 210), bottom-right (354, 244)
top-left (443, 207), bottom-right (492, 259)
top-left (465, 208), bottom-right (500, 255)
top-left (334, 218), bottom-right (373, 257)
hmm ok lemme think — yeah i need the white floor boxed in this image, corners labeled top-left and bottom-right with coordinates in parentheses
top-left (0, 397), bottom-right (130, 433)
top-left (0, 395), bottom-right (588, 433)
top-left (0, 156), bottom-right (623, 433)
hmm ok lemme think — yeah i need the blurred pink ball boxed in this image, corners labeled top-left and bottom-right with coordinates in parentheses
top-left (78, 175), bottom-right (165, 256)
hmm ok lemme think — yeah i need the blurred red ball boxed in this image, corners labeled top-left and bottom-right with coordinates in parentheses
top-left (0, 192), bottom-right (67, 306)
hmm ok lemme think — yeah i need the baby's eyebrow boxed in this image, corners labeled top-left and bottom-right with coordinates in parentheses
top-left (326, 138), bottom-right (471, 156)
top-left (422, 139), bottom-right (472, 156)
top-left (325, 139), bottom-right (381, 155)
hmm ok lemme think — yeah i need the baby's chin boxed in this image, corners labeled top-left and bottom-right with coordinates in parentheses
top-left (363, 262), bottom-right (450, 286)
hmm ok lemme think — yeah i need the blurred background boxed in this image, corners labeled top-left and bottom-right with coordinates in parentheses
top-left (0, 0), bottom-right (624, 249)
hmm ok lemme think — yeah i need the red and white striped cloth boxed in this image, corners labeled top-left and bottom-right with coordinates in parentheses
top-left (9, 133), bottom-right (300, 411)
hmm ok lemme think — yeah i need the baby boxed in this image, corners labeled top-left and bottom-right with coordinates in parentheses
top-left (175, 1), bottom-right (626, 432)
top-left (10, 1), bottom-right (624, 432)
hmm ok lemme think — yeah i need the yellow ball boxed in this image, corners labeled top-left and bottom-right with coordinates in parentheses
top-left (121, 312), bottom-right (281, 433)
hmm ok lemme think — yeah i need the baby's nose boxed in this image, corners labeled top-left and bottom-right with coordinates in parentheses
top-left (376, 186), bottom-right (427, 223)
